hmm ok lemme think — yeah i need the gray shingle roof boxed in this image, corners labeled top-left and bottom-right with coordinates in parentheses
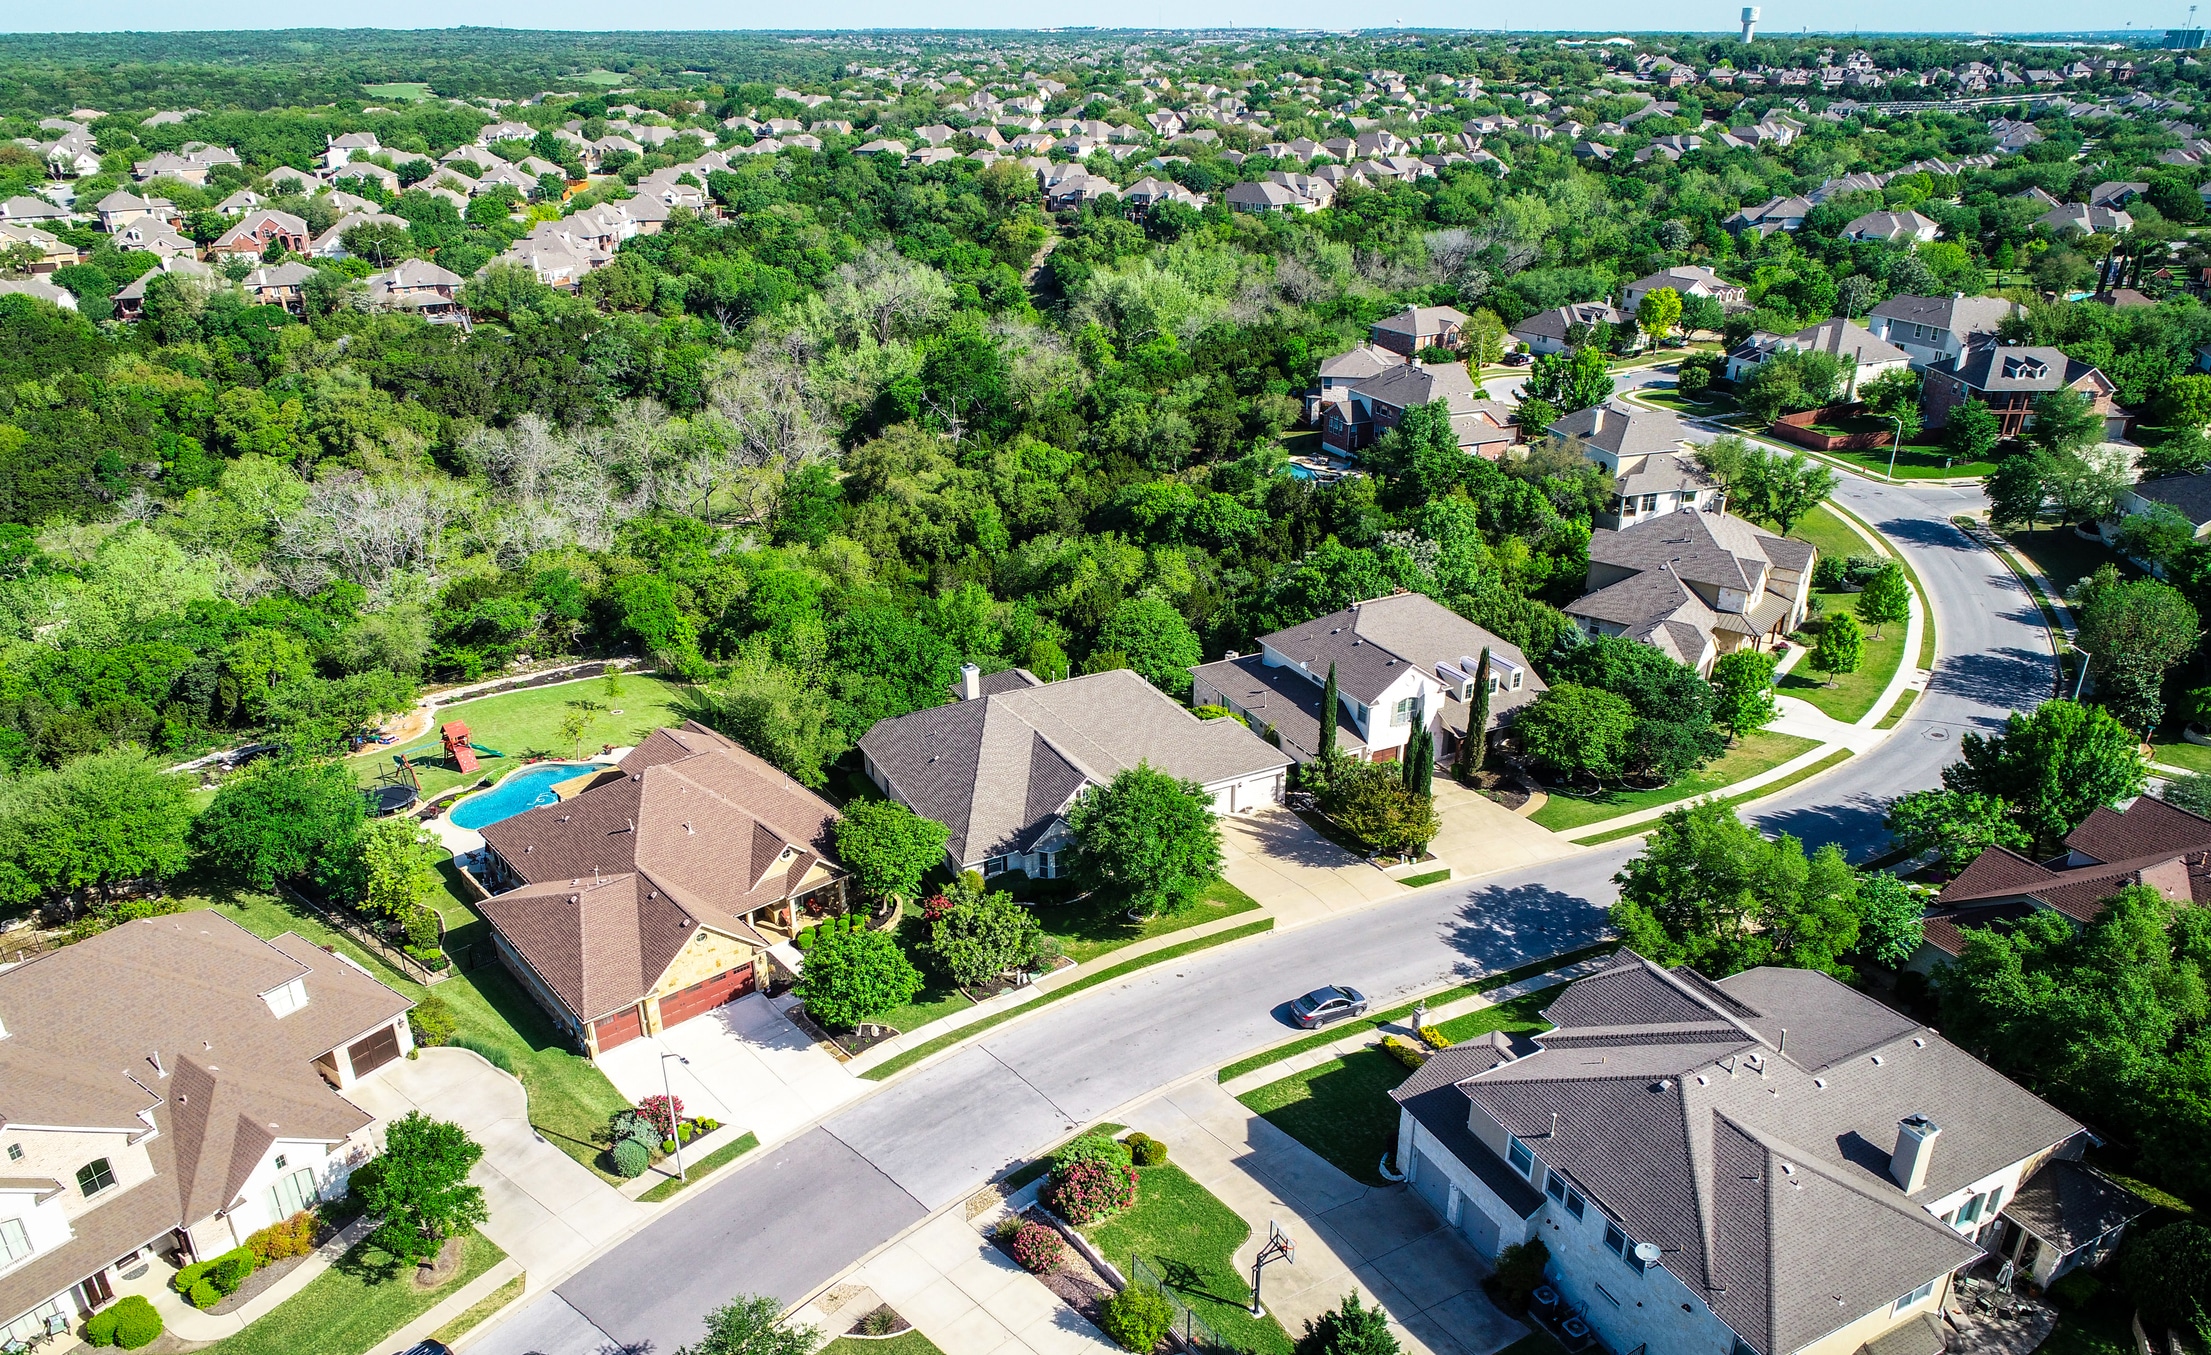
top-left (858, 669), bottom-right (1289, 866)
top-left (1402, 951), bottom-right (2079, 1355)
top-left (1934, 344), bottom-right (2096, 395)
top-left (1866, 294), bottom-right (2020, 338)
top-left (1549, 402), bottom-right (1701, 461)
top-left (1251, 592), bottom-right (1546, 710)
top-left (2001, 1160), bottom-right (2147, 1252)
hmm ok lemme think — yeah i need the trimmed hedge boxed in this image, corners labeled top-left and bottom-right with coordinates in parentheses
top-left (86, 1295), bottom-right (162, 1349)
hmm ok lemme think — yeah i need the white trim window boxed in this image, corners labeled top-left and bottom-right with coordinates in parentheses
top-left (266, 1167), bottom-right (319, 1222)
top-left (1507, 1137), bottom-right (1535, 1177)
top-left (1894, 1278), bottom-right (1938, 1314)
top-left (0, 1217), bottom-right (28, 1265)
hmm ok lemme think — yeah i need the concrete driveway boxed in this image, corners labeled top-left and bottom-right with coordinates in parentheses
top-left (595, 993), bottom-right (865, 1151)
top-left (344, 1047), bottom-right (645, 1286)
top-left (1426, 782), bottom-right (1578, 879)
top-left (1220, 809), bottom-right (1403, 924)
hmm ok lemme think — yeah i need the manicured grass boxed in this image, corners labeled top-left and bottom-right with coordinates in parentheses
top-left (1002, 1122), bottom-right (1126, 1191)
top-left (362, 82), bottom-right (434, 101)
top-left (2000, 526), bottom-right (2132, 604)
top-left (351, 673), bottom-right (692, 801)
top-left (1789, 502), bottom-right (1869, 564)
top-left (195, 1230), bottom-right (504, 1355)
top-left (1782, 607), bottom-right (1904, 723)
top-left (1529, 730), bottom-right (1820, 833)
top-left (868, 901), bottom-right (977, 1038)
top-left (1875, 688), bottom-right (1918, 730)
top-left (1802, 437), bottom-right (1995, 480)
top-left (1217, 944), bottom-right (1613, 1083)
top-left (1080, 1165), bottom-right (1293, 1355)
top-left (1430, 990), bottom-right (1553, 1045)
top-left (2150, 737), bottom-right (2211, 773)
top-left (1398, 868), bottom-right (1452, 888)
top-left (192, 868), bottom-right (634, 1183)
top-left (823, 1332), bottom-right (946, 1355)
top-left (1636, 389), bottom-right (1733, 415)
top-left (1575, 748), bottom-right (1855, 846)
top-left (859, 920), bottom-right (1275, 1081)
top-left (1036, 879), bottom-right (1261, 965)
top-left (1239, 1048), bottom-right (1409, 1186)
top-left (637, 1131), bottom-right (760, 1202)
top-left (432, 1273), bottom-right (526, 1345)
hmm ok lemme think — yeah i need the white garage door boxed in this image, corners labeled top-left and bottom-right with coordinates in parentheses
top-left (1413, 1148), bottom-right (1455, 1221)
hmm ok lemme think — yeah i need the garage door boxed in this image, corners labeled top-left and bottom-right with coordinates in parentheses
top-left (1412, 1148), bottom-right (1455, 1222)
top-left (659, 964), bottom-right (755, 1029)
top-left (347, 1024), bottom-right (401, 1077)
top-left (594, 1005), bottom-right (643, 1053)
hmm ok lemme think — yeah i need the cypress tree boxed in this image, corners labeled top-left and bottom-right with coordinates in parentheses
top-left (1465, 647), bottom-right (1492, 778)
top-left (1319, 662), bottom-right (1339, 761)
top-left (1404, 723), bottom-right (1433, 798)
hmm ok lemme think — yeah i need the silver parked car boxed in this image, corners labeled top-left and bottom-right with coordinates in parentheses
top-left (1290, 985), bottom-right (1368, 1029)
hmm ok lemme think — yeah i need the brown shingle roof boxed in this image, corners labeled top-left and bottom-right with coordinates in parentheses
top-left (475, 873), bottom-right (702, 1024)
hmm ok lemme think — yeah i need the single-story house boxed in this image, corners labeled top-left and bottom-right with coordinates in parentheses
top-left (1387, 946), bottom-right (2125, 1355)
top-left (1723, 194), bottom-right (1811, 235)
top-left (1566, 506), bottom-right (1815, 675)
top-left (2113, 472), bottom-right (2211, 543)
top-left (0, 914), bottom-right (414, 1342)
top-left (1920, 342), bottom-right (2124, 441)
top-left (858, 667), bottom-right (1290, 881)
top-left (2040, 203), bottom-right (2133, 235)
top-left (1843, 208), bottom-right (1941, 244)
top-left (474, 722), bottom-right (846, 1059)
top-left (1190, 591), bottom-right (1544, 764)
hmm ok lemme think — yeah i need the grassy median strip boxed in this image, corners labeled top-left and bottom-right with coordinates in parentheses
top-left (1215, 941), bottom-right (1616, 1084)
top-left (637, 1131), bottom-right (760, 1203)
top-left (860, 919), bottom-right (1276, 1082)
top-left (1876, 689), bottom-right (1919, 730)
top-left (1574, 748), bottom-right (1856, 846)
top-left (1397, 868), bottom-right (1451, 888)
top-left (432, 1273), bottom-right (527, 1345)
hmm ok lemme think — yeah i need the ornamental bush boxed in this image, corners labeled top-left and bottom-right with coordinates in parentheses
top-left (1049, 1157), bottom-right (1138, 1225)
top-left (612, 1137), bottom-right (650, 1178)
top-left (1099, 1283), bottom-right (1175, 1352)
top-left (188, 1278), bottom-right (221, 1311)
top-left (109, 1296), bottom-right (162, 1350)
top-left (1123, 1132), bottom-right (1169, 1167)
top-left (636, 1093), bottom-right (685, 1140)
top-left (1382, 1035), bottom-right (1429, 1070)
top-left (795, 925), bottom-right (923, 1031)
top-left (246, 1210), bottom-right (317, 1263)
top-left (1416, 1026), bottom-right (1451, 1051)
top-left (408, 992), bottom-right (458, 1047)
top-left (1049, 1132), bottom-right (1132, 1182)
top-left (1009, 1220), bottom-right (1066, 1275)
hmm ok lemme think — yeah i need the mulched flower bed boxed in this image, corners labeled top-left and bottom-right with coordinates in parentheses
top-left (201, 1214), bottom-right (348, 1315)
top-left (993, 1206), bottom-right (1114, 1330)
top-left (845, 1304), bottom-right (914, 1337)
top-left (787, 1005), bottom-right (899, 1059)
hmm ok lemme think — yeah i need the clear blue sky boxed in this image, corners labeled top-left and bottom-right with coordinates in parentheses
top-left (3, 3), bottom-right (2170, 36)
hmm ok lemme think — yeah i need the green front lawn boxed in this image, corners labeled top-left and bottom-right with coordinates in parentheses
top-left (1238, 993), bottom-right (1554, 1187)
top-left (1239, 1048), bottom-right (1409, 1187)
top-left (1035, 878), bottom-right (1261, 965)
top-left (190, 867), bottom-right (633, 1183)
top-left (1790, 503), bottom-right (1869, 563)
top-left (351, 673), bottom-right (693, 802)
top-left (1782, 607), bottom-right (1905, 723)
top-left (2000, 526), bottom-right (2133, 603)
top-left (1810, 442), bottom-right (1997, 480)
top-left (196, 1230), bottom-right (504, 1355)
top-left (823, 1333), bottom-right (946, 1355)
top-left (1528, 730), bottom-right (1820, 833)
top-left (1080, 1165), bottom-right (1293, 1355)
top-left (2150, 736), bottom-right (2211, 773)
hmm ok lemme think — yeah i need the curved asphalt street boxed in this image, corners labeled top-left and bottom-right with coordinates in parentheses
top-left (472, 468), bottom-right (2057, 1355)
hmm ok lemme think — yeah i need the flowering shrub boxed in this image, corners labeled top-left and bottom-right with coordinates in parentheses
top-left (1009, 1220), bottom-right (1066, 1275)
top-left (920, 892), bottom-right (955, 923)
top-left (1050, 1157), bottom-right (1138, 1225)
top-left (1382, 1035), bottom-right (1428, 1070)
top-left (1417, 1025), bottom-right (1452, 1051)
top-left (637, 1094), bottom-right (685, 1139)
top-left (1048, 1132), bottom-right (1131, 1181)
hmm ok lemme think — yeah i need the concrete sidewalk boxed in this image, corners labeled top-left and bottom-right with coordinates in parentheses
top-left (1121, 1078), bottom-right (1528, 1355)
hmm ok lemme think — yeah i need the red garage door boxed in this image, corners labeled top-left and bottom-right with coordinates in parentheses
top-left (658, 964), bottom-right (755, 1029)
top-left (347, 1024), bottom-right (402, 1077)
top-left (593, 1005), bottom-right (644, 1053)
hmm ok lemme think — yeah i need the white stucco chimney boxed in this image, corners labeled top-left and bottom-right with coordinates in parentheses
top-left (959, 663), bottom-right (982, 701)
top-left (1891, 1114), bottom-right (1941, 1193)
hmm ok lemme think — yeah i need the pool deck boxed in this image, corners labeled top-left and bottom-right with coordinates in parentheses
top-left (424, 752), bottom-right (628, 857)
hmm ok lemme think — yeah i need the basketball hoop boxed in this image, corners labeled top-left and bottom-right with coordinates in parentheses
top-left (1251, 1220), bottom-right (1297, 1316)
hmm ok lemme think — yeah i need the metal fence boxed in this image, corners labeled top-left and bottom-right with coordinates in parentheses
top-left (1127, 1255), bottom-right (1242, 1354)
top-left (276, 883), bottom-right (447, 986)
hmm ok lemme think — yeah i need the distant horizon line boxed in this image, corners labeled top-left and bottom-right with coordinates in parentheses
top-left (0, 23), bottom-right (2170, 37)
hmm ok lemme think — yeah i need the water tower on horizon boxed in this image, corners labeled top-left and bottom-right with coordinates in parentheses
top-left (1741, 5), bottom-right (1760, 40)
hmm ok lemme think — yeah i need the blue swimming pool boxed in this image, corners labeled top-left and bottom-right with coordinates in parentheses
top-left (449, 763), bottom-right (608, 830)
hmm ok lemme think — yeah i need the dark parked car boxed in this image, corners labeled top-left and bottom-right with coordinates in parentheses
top-left (400, 1342), bottom-right (451, 1355)
top-left (1290, 985), bottom-right (1368, 1029)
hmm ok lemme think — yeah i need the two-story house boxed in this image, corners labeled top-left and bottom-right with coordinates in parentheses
top-left (1320, 357), bottom-right (1514, 458)
top-left (1920, 343), bottom-right (2124, 442)
top-left (1865, 295), bottom-right (2022, 371)
top-left (1565, 508), bottom-right (1815, 675)
top-left (0, 914), bottom-right (414, 1342)
top-left (860, 667), bottom-right (1289, 882)
top-left (1549, 403), bottom-right (1720, 531)
top-left (471, 723), bottom-right (846, 1059)
top-left (1190, 592), bottom-right (1545, 765)
top-left (1621, 265), bottom-right (1746, 313)
top-left (209, 209), bottom-right (310, 259)
top-left (1511, 302), bottom-right (1632, 358)
top-left (93, 191), bottom-right (181, 234)
top-left (1390, 950), bottom-right (2130, 1355)
top-left (1724, 319), bottom-right (1912, 400)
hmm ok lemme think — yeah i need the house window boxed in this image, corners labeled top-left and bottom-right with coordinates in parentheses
top-left (983, 857), bottom-right (1007, 877)
top-left (5, 1145), bottom-right (17, 1162)
top-left (274, 1155), bottom-right (287, 1171)
top-left (1604, 1221), bottom-right (1628, 1256)
top-left (1640, 494), bottom-right (1659, 513)
top-left (1391, 696), bottom-right (1417, 727)
top-left (1547, 1176), bottom-right (1566, 1203)
top-left (1894, 1278), bottom-right (1937, 1314)
top-left (266, 1167), bottom-right (318, 1222)
top-left (1507, 1138), bottom-right (1534, 1177)
top-left (76, 1159), bottom-right (114, 1198)
top-left (1566, 1189), bottom-right (1586, 1219)
top-left (0, 1218), bottom-right (28, 1265)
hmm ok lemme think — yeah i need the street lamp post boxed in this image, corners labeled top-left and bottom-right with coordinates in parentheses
top-left (659, 1048), bottom-right (691, 1182)
top-left (2071, 646), bottom-right (2093, 704)
top-left (1886, 415), bottom-right (1904, 482)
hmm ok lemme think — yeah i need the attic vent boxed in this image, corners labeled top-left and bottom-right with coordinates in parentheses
top-left (1695, 1074), bottom-right (1708, 1086)
top-left (685, 822), bottom-right (694, 835)
top-left (1870, 1054), bottom-right (1884, 1065)
top-left (1813, 1078), bottom-right (1827, 1088)
top-left (1912, 1037), bottom-right (1926, 1048)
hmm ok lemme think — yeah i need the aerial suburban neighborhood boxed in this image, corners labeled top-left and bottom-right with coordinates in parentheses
top-left (0, 15), bottom-right (2207, 1355)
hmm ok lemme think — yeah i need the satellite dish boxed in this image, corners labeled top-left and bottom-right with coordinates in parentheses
top-left (1635, 1242), bottom-right (1664, 1265)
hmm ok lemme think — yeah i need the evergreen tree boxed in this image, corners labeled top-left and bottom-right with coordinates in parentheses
top-left (1458, 647), bottom-right (1491, 780)
top-left (1402, 723), bottom-right (1433, 798)
top-left (1319, 662), bottom-right (1339, 761)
